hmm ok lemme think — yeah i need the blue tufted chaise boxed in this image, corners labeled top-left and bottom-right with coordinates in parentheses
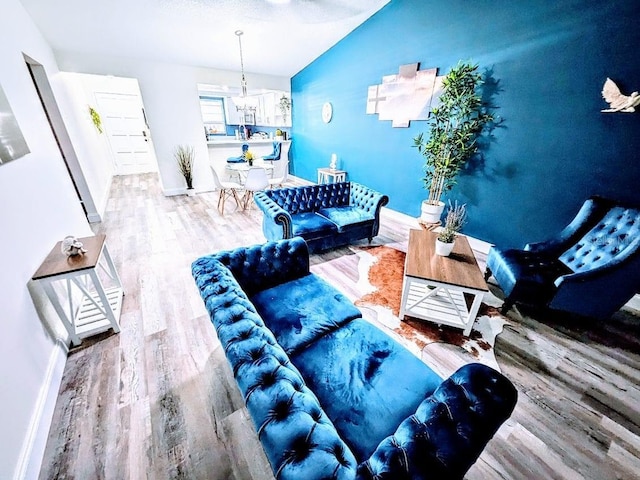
top-left (192, 237), bottom-right (518, 479)
top-left (254, 182), bottom-right (389, 253)
top-left (486, 195), bottom-right (640, 318)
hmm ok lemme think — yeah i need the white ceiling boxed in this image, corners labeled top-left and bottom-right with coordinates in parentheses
top-left (20, 0), bottom-right (390, 77)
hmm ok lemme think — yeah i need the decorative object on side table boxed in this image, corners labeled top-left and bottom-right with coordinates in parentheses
top-left (61, 236), bottom-right (88, 257)
top-left (174, 144), bottom-right (195, 195)
top-left (436, 201), bottom-right (467, 256)
top-left (413, 61), bottom-right (494, 223)
top-left (329, 153), bottom-right (337, 170)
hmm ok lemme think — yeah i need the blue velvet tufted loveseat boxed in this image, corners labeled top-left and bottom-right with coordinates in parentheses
top-left (254, 182), bottom-right (389, 253)
top-left (192, 237), bottom-right (518, 480)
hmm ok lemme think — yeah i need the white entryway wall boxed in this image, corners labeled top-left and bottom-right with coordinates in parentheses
top-left (0, 0), bottom-right (93, 478)
top-left (56, 72), bottom-right (159, 217)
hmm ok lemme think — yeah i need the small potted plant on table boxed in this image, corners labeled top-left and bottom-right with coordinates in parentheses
top-left (436, 201), bottom-right (467, 256)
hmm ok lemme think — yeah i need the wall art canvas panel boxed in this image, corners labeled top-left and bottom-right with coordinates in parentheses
top-left (367, 63), bottom-right (441, 128)
top-left (0, 83), bottom-right (30, 165)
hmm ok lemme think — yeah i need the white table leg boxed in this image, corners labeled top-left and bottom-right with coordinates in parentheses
top-left (41, 280), bottom-right (82, 346)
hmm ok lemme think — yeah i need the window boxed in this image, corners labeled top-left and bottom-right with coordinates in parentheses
top-left (199, 96), bottom-right (227, 137)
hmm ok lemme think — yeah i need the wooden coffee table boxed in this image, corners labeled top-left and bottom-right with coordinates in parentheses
top-left (399, 229), bottom-right (488, 336)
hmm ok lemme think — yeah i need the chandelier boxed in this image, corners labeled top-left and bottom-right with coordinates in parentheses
top-left (234, 30), bottom-right (257, 116)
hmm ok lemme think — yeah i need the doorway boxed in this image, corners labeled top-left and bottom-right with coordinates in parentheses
top-left (94, 90), bottom-right (158, 175)
top-left (24, 55), bottom-right (99, 222)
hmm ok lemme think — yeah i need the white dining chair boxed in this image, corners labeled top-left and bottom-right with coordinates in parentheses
top-left (210, 166), bottom-right (242, 215)
top-left (269, 159), bottom-right (290, 189)
top-left (242, 167), bottom-right (270, 210)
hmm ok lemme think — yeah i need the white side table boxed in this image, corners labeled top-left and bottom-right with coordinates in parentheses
top-left (32, 235), bottom-right (124, 346)
top-left (317, 168), bottom-right (347, 184)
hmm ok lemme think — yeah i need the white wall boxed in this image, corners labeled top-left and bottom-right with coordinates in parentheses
top-left (55, 51), bottom-right (291, 194)
top-left (55, 72), bottom-right (117, 218)
top-left (0, 0), bottom-right (93, 478)
top-left (55, 72), bottom-right (154, 216)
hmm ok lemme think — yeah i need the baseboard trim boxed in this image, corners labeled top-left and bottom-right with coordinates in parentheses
top-left (163, 187), bottom-right (188, 197)
top-left (14, 340), bottom-right (67, 480)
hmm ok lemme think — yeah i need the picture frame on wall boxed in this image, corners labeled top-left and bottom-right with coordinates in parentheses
top-left (0, 82), bottom-right (30, 166)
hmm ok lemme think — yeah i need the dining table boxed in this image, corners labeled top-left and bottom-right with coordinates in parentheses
top-left (225, 160), bottom-right (274, 184)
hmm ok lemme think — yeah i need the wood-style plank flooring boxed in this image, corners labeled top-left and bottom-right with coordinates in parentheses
top-left (39, 173), bottom-right (640, 479)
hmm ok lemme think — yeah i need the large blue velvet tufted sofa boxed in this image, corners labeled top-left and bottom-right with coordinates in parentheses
top-left (192, 237), bottom-right (518, 480)
top-left (254, 182), bottom-right (389, 253)
top-left (486, 195), bottom-right (640, 318)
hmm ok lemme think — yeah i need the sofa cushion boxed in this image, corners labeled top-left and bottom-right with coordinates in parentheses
top-left (290, 318), bottom-right (442, 462)
top-left (291, 212), bottom-right (338, 238)
top-left (317, 206), bottom-right (375, 232)
top-left (250, 274), bottom-right (362, 355)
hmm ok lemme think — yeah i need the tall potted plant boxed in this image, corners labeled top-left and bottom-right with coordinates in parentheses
top-left (174, 145), bottom-right (195, 195)
top-left (414, 61), bottom-right (493, 223)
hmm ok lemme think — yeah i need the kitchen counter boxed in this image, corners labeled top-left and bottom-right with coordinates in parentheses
top-left (207, 139), bottom-right (291, 181)
top-left (207, 138), bottom-right (290, 146)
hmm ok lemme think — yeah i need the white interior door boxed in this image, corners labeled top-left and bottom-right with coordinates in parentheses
top-left (94, 92), bottom-right (157, 175)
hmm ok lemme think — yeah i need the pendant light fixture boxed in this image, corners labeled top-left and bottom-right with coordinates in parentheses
top-left (234, 30), bottom-right (256, 115)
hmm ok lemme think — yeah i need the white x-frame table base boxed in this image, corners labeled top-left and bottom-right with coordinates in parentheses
top-left (399, 276), bottom-right (485, 336)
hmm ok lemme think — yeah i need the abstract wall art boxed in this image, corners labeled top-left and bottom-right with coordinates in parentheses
top-left (366, 63), bottom-right (443, 128)
top-left (0, 82), bottom-right (30, 166)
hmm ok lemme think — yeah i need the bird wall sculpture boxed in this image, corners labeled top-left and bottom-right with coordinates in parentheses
top-left (601, 78), bottom-right (640, 112)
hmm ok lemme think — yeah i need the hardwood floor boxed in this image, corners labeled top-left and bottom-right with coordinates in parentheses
top-left (39, 173), bottom-right (640, 479)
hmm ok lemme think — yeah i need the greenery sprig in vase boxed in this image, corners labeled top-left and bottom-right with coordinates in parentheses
top-left (436, 201), bottom-right (467, 256)
top-left (414, 61), bottom-right (494, 223)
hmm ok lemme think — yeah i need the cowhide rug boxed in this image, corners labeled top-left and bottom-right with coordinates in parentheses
top-left (351, 244), bottom-right (508, 371)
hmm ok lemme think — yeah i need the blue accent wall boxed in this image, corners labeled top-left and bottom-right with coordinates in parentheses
top-left (291, 0), bottom-right (640, 248)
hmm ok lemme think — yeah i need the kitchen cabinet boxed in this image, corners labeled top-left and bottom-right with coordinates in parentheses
top-left (225, 91), bottom-right (290, 128)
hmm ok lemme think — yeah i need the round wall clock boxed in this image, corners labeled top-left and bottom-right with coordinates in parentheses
top-left (322, 102), bottom-right (333, 123)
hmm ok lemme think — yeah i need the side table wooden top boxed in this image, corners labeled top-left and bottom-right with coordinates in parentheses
top-left (32, 234), bottom-right (106, 280)
top-left (317, 167), bottom-right (346, 174)
top-left (405, 229), bottom-right (488, 291)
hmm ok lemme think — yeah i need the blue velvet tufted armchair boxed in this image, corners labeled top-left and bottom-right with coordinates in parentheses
top-left (486, 196), bottom-right (640, 319)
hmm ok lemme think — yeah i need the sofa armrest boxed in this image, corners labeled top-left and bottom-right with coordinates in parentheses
top-left (357, 363), bottom-right (517, 480)
top-left (255, 191), bottom-right (293, 240)
top-left (191, 256), bottom-right (358, 479)
top-left (349, 182), bottom-right (389, 237)
top-left (194, 237), bottom-right (310, 296)
top-left (349, 182), bottom-right (389, 214)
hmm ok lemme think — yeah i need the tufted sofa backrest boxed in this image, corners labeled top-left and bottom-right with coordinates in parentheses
top-left (263, 182), bottom-right (352, 214)
top-left (559, 206), bottom-right (640, 273)
top-left (209, 237), bottom-right (310, 296)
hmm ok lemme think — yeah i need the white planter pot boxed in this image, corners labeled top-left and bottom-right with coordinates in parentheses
top-left (420, 200), bottom-right (445, 223)
top-left (435, 238), bottom-right (455, 256)
top-left (186, 188), bottom-right (196, 197)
